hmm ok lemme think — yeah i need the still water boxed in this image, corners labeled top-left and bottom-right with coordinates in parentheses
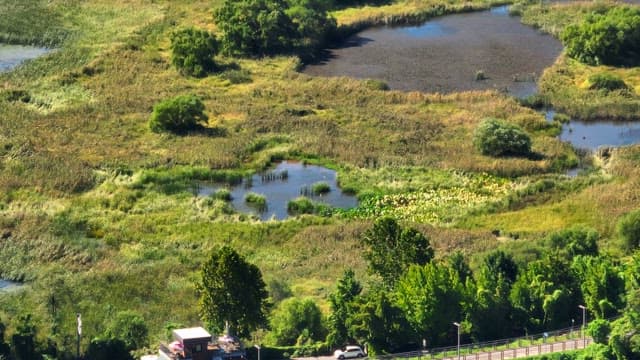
top-left (0, 43), bottom-right (49, 72)
top-left (304, 6), bottom-right (563, 98)
top-left (198, 161), bottom-right (357, 220)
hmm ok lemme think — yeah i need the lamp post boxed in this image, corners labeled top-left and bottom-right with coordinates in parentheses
top-left (453, 322), bottom-right (461, 360)
top-left (578, 305), bottom-right (587, 347)
top-left (571, 319), bottom-right (575, 338)
top-left (76, 313), bottom-right (82, 360)
top-left (254, 344), bottom-right (261, 360)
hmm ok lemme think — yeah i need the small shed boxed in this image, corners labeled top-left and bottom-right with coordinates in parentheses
top-left (172, 327), bottom-right (213, 360)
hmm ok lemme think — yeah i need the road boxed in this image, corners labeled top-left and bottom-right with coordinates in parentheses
top-left (295, 338), bottom-right (593, 360)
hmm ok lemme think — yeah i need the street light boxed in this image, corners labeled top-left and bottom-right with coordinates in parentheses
top-left (254, 344), bottom-right (261, 360)
top-left (578, 305), bottom-right (587, 347)
top-left (453, 322), bottom-right (461, 360)
top-left (571, 319), bottom-right (575, 338)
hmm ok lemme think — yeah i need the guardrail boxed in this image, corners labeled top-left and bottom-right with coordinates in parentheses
top-left (373, 325), bottom-right (594, 360)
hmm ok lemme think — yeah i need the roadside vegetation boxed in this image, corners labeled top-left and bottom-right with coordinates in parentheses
top-left (0, 0), bottom-right (639, 359)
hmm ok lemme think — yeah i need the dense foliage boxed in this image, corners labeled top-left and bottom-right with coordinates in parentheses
top-left (197, 246), bottom-right (270, 338)
top-left (561, 6), bottom-right (640, 66)
top-left (170, 27), bottom-right (218, 77)
top-left (617, 209), bottom-right (640, 252)
top-left (473, 118), bottom-right (532, 157)
top-left (267, 298), bottom-right (326, 346)
top-left (362, 217), bottom-right (434, 287)
top-left (214, 0), bottom-right (336, 57)
top-left (148, 94), bottom-right (208, 133)
top-left (587, 73), bottom-right (631, 93)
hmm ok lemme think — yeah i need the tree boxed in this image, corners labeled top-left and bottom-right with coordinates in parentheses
top-left (286, 0), bottom-right (337, 56)
top-left (617, 209), bottom-right (640, 252)
top-left (482, 250), bottom-right (518, 285)
top-left (395, 263), bottom-right (464, 347)
top-left (327, 269), bottom-right (362, 348)
top-left (170, 28), bottom-right (218, 77)
top-left (588, 319), bottom-right (611, 345)
top-left (105, 310), bottom-right (149, 351)
top-left (362, 217), bottom-right (434, 287)
top-left (268, 298), bottom-right (326, 346)
top-left (473, 118), bottom-right (531, 157)
top-left (197, 246), bottom-right (270, 337)
top-left (85, 338), bottom-right (134, 360)
top-left (149, 94), bottom-right (208, 133)
top-left (571, 255), bottom-right (625, 318)
top-left (346, 290), bottom-right (415, 354)
top-left (214, 0), bottom-right (297, 56)
top-left (561, 6), bottom-right (640, 66)
top-left (547, 226), bottom-right (599, 260)
top-left (11, 314), bottom-right (40, 360)
top-left (0, 321), bottom-right (11, 359)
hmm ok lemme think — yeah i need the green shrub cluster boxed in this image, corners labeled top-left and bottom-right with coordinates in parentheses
top-left (170, 27), bottom-right (218, 77)
top-left (587, 73), bottom-right (631, 93)
top-left (214, 0), bottom-right (336, 58)
top-left (473, 118), bottom-right (532, 157)
top-left (561, 6), bottom-right (640, 66)
top-left (149, 94), bottom-right (208, 133)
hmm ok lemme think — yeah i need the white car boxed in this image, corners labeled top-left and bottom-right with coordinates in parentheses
top-left (334, 345), bottom-right (366, 359)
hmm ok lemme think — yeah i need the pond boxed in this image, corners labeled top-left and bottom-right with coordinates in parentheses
top-left (303, 6), bottom-right (563, 98)
top-left (545, 110), bottom-right (640, 151)
top-left (0, 43), bottom-right (49, 72)
top-left (0, 279), bottom-right (23, 292)
top-left (198, 161), bottom-right (358, 220)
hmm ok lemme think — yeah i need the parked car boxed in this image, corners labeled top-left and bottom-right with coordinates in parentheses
top-left (334, 345), bottom-right (366, 359)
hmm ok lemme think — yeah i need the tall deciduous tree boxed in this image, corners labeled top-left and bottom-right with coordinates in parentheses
top-left (327, 269), bottom-right (362, 348)
top-left (395, 263), bottom-right (464, 347)
top-left (268, 298), bottom-right (326, 346)
top-left (362, 217), bottom-right (434, 287)
top-left (197, 246), bottom-right (270, 337)
top-left (347, 290), bottom-right (415, 354)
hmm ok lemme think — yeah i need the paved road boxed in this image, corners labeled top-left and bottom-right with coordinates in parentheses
top-left (295, 338), bottom-right (593, 360)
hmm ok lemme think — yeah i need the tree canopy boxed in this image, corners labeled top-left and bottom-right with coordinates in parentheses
top-left (362, 217), bottom-right (434, 287)
top-left (149, 94), bottom-right (208, 133)
top-left (214, 0), bottom-right (335, 58)
top-left (170, 27), bottom-right (218, 77)
top-left (561, 6), bottom-right (640, 66)
top-left (473, 118), bottom-right (532, 157)
top-left (197, 246), bottom-right (270, 337)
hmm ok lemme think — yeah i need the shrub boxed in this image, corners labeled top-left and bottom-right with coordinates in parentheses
top-left (561, 7), bottom-right (640, 66)
top-left (245, 192), bottom-right (267, 210)
top-left (287, 196), bottom-right (315, 215)
top-left (473, 118), bottom-right (532, 157)
top-left (475, 70), bottom-right (487, 81)
top-left (587, 319), bottom-right (611, 344)
top-left (617, 209), bottom-right (640, 252)
top-left (220, 69), bottom-right (252, 84)
top-left (212, 188), bottom-right (233, 201)
top-left (149, 95), bottom-right (208, 133)
top-left (170, 28), bottom-right (218, 77)
top-left (587, 73), bottom-right (630, 93)
top-left (311, 182), bottom-right (330, 195)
